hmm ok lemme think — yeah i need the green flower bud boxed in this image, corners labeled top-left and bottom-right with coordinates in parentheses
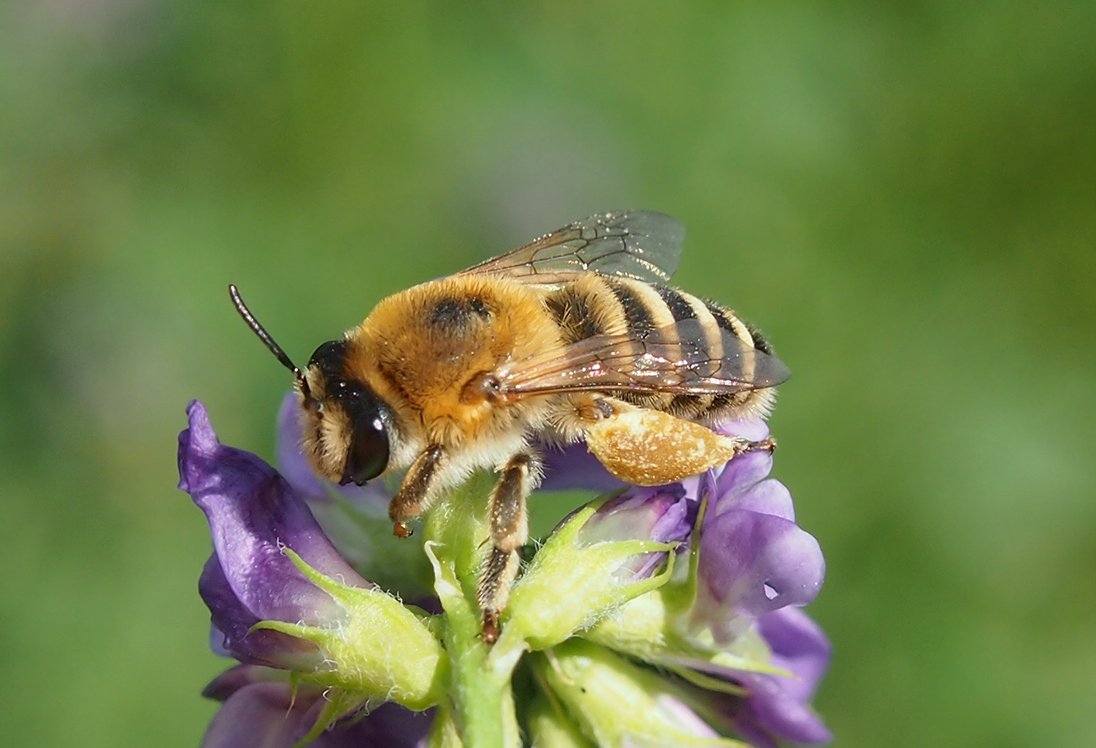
top-left (583, 588), bottom-right (788, 687)
top-left (502, 499), bottom-right (680, 651)
top-left (526, 691), bottom-right (596, 748)
top-left (533, 640), bottom-right (748, 747)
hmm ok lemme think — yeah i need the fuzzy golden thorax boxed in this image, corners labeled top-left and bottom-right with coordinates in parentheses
top-left (344, 275), bottom-right (560, 459)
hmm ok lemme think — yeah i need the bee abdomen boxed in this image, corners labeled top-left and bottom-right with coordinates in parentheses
top-left (543, 284), bottom-right (601, 343)
top-left (545, 276), bottom-right (770, 422)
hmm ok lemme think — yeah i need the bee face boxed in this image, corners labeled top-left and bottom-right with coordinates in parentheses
top-left (301, 339), bottom-right (392, 486)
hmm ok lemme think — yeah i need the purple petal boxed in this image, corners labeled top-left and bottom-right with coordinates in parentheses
top-left (581, 486), bottom-right (694, 545)
top-left (202, 664), bottom-right (278, 701)
top-left (727, 682), bottom-right (832, 747)
top-left (207, 624), bottom-right (231, 658)
top-left (202, 681), bottom-right (323, 748)
top-left (713, 452), bottom-right (795, 520)
top-left (579, 486), bottom-right (695, 578)
top-left (199, 555), bottom-right (323, 670)
top-left (276, 393), bottom-right (391, 505)
top-left (712, 418), bottom-right (771, 443)
top-left (680, 451), bottom-right (794, 523)
top-left (334, 702), bottom-right (434, 748)
top-left (178, 402), bottom-right (373, 656)
top-left (698, 509), bottom-right (825, 626)
top-left (539, 441), bottom-right (625, 492)
top-left (202, 676), bottom-right (433, 748)
top-left (675, 609), bottom-right (831, 746)
top-left (758, 607), bottom-right (831, 705)
top-left (727, 610), bottom-right (832, 745)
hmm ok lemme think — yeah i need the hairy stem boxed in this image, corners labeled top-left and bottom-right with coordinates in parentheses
top-left (424, 471), bottom-right (522, 748)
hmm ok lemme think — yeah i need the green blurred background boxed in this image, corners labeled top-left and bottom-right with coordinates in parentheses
top-left (3, 2), bottom-right (1094, 746)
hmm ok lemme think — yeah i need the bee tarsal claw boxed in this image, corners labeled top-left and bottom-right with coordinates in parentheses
top-left (752, 436), bottom-right (777, 453)
top-left (482, 612), bottom-right (500, 645)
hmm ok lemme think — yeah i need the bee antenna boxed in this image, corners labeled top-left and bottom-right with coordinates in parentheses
top-left (228, 284), bottom-right (311, 399)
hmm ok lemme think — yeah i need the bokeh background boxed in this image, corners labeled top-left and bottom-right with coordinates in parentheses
top-left (3, 2), bottom-right (1094, 746)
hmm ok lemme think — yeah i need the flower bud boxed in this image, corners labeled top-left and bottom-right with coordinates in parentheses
top-left (503, 489), bottom-right (691, 651)
top-left (526, 691), bottom-right (596, 748)
top-left (533, 640), bottom-right (743, 747)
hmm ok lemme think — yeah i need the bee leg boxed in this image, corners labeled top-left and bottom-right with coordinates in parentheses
top-left (477, 451), bottom-right (540, 644)
top-left (580, 397), bottom-right (773, 486)
top-left (739, 436), bottom-right (777, 454)
top-left (479, 548), bottom-right (520, 645)
top-left (388, 445), bottom-right (447, 538)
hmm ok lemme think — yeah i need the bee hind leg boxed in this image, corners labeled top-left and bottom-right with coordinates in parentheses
top-left (580, 397), bottom-right (774, 486)
top-left (477, 451), bottom-right (540, 644)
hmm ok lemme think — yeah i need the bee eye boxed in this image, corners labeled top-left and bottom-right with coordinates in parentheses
top-left (338, 383), bottom-right (390, 485)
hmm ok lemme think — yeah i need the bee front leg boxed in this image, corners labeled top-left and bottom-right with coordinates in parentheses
top-left (388, 445), bottom-right (447, 537)
top-left (477, 451), bottom-right (541, 644)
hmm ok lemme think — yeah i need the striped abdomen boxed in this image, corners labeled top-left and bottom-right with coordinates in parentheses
top-left (543, 274), bottom-right (777, 422)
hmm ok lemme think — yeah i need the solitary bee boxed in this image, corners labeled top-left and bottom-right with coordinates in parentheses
top-left (230, 211), bottom-right (788, 642)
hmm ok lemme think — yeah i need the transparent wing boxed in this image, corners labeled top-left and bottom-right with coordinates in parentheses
top-left (460, 210), bottom-right (685, 285)
top-left (496, 319), bottom-right (789, 398)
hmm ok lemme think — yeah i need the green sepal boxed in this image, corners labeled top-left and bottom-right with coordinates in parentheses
top-left (525, 689), bottom-right (596, 748)
top-left (291, 688), bottom-right (369, 748)
top-left (426, 704), bottom-right (464, 748)
top-left (501, 499), bottom-right (679, 652)
top-left (533, 640), bottom-right (749, 747)
top-left (663, 476), bottom-right (710, 612)
top-left (666, 665), bottom-right (750, 697)
top-left (250, 548), bottom-right (447, 710)
top-left (583, 587), bottom-right (790, 679)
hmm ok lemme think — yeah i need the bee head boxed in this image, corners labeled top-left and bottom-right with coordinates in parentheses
top-left (229, 284), bottom-right (391, 486)
top-left (300, 340), bottom-right (392, 486)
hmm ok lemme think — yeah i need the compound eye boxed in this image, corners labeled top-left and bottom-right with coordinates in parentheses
top-left (339, 384), bottom-right (390, 485)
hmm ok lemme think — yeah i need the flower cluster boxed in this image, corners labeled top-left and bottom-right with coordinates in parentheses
top-left (178, 396), bottom-right (830, 747)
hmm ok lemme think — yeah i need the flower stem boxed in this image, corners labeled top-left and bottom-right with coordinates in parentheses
top-left (424, 472), bottom-right (522, 748)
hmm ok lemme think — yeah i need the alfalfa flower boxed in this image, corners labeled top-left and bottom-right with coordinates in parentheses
top-left (179, 401), bottom-right (445, 745)
top-left (573, 420), bottom-right (830, 745)
top-left (179, 400), bottom-right (830, 746)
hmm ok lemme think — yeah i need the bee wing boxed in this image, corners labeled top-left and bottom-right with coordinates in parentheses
top-left (496, 319), bottom-right (790, 398)
top-left (461, 210), bottom-right (685, 285)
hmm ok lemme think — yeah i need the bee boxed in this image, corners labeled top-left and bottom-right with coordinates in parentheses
top-left (229, 210), bottom-right (788, 643)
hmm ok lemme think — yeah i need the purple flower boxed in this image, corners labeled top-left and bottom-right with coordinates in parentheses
top-left (682, 423), bottom-right (825, 640)
top-left (178, 396), bottom-right (829, 747)
top-left (684, 427), bottom-right (830, 746)
top-left (577, 485), bottom-right (696, 578)
top-left (724, 607), bottom-right (833, 748)
top-left (178, 401), bottom-right (443, 745)
top-left (579, 419), bottom-right (830, 745)
top-left (178, 400), bottom-right (374, 669)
